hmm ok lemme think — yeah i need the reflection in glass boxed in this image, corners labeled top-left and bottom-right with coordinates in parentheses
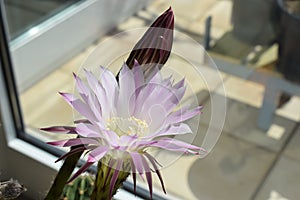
top-left (4, 0), bottom-right (81, 39)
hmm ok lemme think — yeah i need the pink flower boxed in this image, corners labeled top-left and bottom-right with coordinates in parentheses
top-left (42, 62), bottom-right (204, 198)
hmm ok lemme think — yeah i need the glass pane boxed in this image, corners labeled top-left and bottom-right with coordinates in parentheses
top-left (4, 0), bottom-right (81, 39)
top-left (3, 0), bottom-right (84, 141)
top-left (2, 0), bottom-right (149, 141)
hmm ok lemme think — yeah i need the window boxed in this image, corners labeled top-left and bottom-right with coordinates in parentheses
top-left (0, 1), bottom-right (159, 199)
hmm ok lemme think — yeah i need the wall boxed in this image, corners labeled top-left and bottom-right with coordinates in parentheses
top-left (0, 114), bottom-right (57, 199)
top-left (0, 117), bottom-right (8, 178)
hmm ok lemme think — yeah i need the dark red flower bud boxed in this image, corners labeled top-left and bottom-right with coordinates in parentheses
top-left (126, 7), bottom-right (174, 76)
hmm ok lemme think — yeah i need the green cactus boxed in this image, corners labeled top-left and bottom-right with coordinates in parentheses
top-left (60, 174), bottom-right (95, 200)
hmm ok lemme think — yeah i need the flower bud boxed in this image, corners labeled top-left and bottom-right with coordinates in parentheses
top-left (126, 7), bottom-right (174, 76)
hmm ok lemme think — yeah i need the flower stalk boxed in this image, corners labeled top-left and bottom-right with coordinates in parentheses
top-left (91, 157), bottom-right (130, 200)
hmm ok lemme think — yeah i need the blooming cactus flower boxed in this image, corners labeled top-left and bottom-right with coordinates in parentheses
top-left (42, 61), bottom-right (204, 198)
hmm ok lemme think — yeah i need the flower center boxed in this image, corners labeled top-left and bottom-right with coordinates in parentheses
top-left (106, 116), bottom-right (148, 137)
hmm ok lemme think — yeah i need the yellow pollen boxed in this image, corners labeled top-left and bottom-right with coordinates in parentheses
top-left (106, 116), bottom-right (148, 136)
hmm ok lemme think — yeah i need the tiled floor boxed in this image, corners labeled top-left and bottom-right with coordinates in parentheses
top-left (19, 0), bottom-right (300, 199)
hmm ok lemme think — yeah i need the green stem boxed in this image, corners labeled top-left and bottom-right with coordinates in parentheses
top-left (44, 147), bottom-right (83, 200)
top-left (91, 158), bottom-right (130, 200)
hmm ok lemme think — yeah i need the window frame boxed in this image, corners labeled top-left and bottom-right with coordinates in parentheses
top-left (0, 2), bottom-right (63, 199)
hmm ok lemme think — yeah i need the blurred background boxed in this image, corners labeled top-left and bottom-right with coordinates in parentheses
top-left (1, 0), bottom-right (300, 199)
